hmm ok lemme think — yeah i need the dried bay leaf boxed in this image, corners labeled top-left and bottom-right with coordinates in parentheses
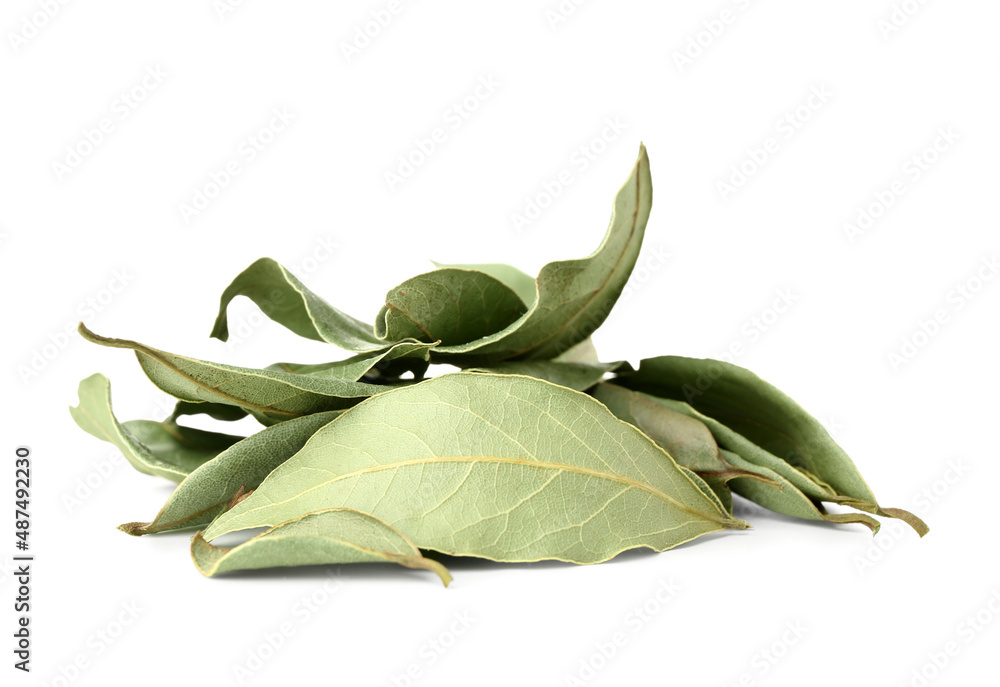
top-left (430, 146), bottom-right (652, 366)
top-left (70, 374), bottom-right (243, 483)
top-left (375, 268), bottom-right (528, 345)
top-left (203, 373), bottom-right (747, 563)
top-left (210, 257), bottom-right (387, 352)
top-left (79, 324), bottom-right (397, 424)
top-left (431, 261), bottom-right (537, 307)
top-left (619, 391), bottom-right (885, 530)
top-left (191, 508), bottom-right (451, 585)
top-left (469, 360), bottom-right (625, 392)
top-left (120, 411), bottom-right (341, 536)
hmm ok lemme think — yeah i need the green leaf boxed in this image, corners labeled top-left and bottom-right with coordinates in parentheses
top-left (191, 508), bottom-right (451, 585)
top-left (266, 340), bottom-right (435, 382)
top-left (70, 374), bottom-right (243, 483)
top-left (613, 356), bottom-right (928, 536)
top-left (591, 383), bottom-right (768, 483)
top-left (169, 401), bottom-right (250, 424)
top-left (554, 338), bottom-right (601, 365)
top-left (720, 449), bottom-right (880, 533)
top-left (210, 257), bottom-right (386, 351)
top-left (375, 269), bottom-right (528, 346)
top-left (679, 467), bottom-right (732, 516)
top-left (432, 145), bottom-right (653, 365)
top-left (79, 324), bottom-right (392, 424)
top-left (469, 361), bottom-right (624, 392)
top-left (120, 411), bottom-right (341, 536)
top-left (203, 373), bottom-right (747, 564)
top-left (431, 261), bottom-right (537, 307)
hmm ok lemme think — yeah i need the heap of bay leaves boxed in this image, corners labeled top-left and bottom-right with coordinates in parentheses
top-left (71, 145), bottom-right (927, 586)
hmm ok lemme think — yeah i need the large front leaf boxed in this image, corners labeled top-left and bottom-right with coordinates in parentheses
top-left (70, 374), bottom-right (243, 483)
top-left (210, 257), bottom-right (386, 351)
top-left (431, 145), bottom-right (653, 365)
top-left (79, 325), bottom-right (393, 424)
top-left (120, 411), bottom-right (341, 536)
top-left (203, 373), bottom-right (747, 563)
top-left (375, 268), bottom-right (527, 345)
top-left (613, 358), bottom-right (928, 536)
top-left (191, 508), bottom-right (451, 585)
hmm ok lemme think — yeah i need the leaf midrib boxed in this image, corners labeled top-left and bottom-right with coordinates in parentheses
top-left (228, 454), bottom-right (732, 528)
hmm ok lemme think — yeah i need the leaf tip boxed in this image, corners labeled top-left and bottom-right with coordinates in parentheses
top-left (118, 521), bottom-right (150, 537)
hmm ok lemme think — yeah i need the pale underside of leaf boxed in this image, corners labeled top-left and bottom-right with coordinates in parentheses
top-left (191, 508), bottom-right (451, 585)
top-left (204, 373), bottom-right (746, 564)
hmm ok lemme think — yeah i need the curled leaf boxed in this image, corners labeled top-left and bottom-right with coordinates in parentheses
top-left (79, 324), bottom-right (393, 424)
top-left (210, 257), bottom-right (386, 351)
top-left (375, 269), bottom-right (528, 345)
top-left (432, 145), bottom-right (653, 365)
top-left (192, 508), bottom-right (451, 585)
top-left (70, 374), bottom-right (242, 482)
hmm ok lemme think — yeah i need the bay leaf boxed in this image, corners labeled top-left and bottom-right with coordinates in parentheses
top-left (614, 356), bottom-right (928, 536)
top-left (191, 508), bottom-right (451, 585)
top-left (120, 411), bottom-right (341, 536)
top-left (267, 340), bottom-right (435, 382)
top-left (431, 261), bottom-right (537, 307)
top-left (203, 373), bottom-right (747, 563)
top-left (170, 400), bottom-right (249, 424)
top-left (78, 324), bottom-right (392, 424)
top-left (431, 145), bottom-right (653, 366)
top-left (468, 361), bottom-right (624, 392)
top-left (70, 374), bottom-right (243, 483)
top-left (720, 449), bottom-right (880, 533)
top-left (375, 268), bottom-right (528, 345)
top-left (210, 257), bottom-right (386, 351)
top-left (554, 338), bottom-right (601, 365)
top-left (591, 383), bottom-right (769, 483)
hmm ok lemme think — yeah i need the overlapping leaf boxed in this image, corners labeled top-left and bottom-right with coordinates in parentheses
top-left (210, 257), bottom-right (387, 351)
top-left (430, 145), bottom-right (652, 365)
top-left (79, 324), bottom-right (403, 424)
top-left (120, 411), bottom-right (341, 536)
top-left (191, 508), bottom-right (451, 585)
top-left (70, 374), bottom-right (243, 482)
top-left (375, 268), bottom-right (528, 345)
top-left (203, 373), bottom-right (747, 563)
top-left (613, 358), bottom-right (927, 535)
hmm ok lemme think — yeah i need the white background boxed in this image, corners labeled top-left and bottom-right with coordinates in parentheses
top-left (2, 1), bottom-right (998, 685)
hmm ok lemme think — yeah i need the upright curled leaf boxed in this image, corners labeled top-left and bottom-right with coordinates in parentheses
top-left (431, 145), bottom-right (653, 366)
top-left (210, 257), bottom-right (386, 352)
